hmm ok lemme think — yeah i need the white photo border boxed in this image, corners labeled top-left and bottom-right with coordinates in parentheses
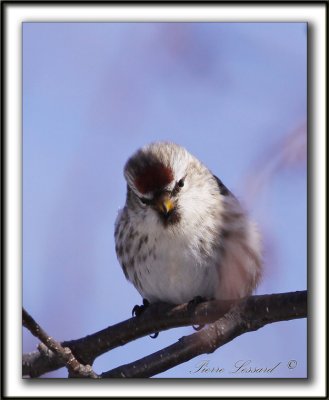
top-left (3, 2), bottom-right (327, 398)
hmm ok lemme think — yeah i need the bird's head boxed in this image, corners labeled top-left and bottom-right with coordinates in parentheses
top-left (124, 142), bottom-right (203, 226)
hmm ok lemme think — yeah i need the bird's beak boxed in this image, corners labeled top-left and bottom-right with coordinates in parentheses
top-left (155, 196), bottom-right (174, 216)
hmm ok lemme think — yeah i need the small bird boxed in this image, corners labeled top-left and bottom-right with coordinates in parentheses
top-left (115, 142), bottom-right (262, 307)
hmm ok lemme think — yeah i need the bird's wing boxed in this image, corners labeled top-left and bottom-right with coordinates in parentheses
top-left (213, 174), bottom-right (232, 197)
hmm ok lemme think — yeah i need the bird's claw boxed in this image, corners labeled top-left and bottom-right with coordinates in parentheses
top-left (187, 295), bottom-right (206, 311)
top-left (131, 304), bottom-right (142, 317)
top-left (188, 296), bottom-right (206, 331)
top-left (131, 299), bottom-right (159, 338)
top-left (192, 324), bottom-right (204, 331)
top-left (132, 298), bottom-right (150, 317)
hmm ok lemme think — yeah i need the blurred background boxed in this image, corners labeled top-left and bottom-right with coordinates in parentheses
top-left (23, 22), bottom-right (307, 378)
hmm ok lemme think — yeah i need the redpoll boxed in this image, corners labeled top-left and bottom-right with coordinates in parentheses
top-left (115, 142), bottom-right (262, 305)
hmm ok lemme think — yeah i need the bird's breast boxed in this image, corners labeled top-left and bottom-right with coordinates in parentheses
top-left (125, 222), bottom-right (218, 304)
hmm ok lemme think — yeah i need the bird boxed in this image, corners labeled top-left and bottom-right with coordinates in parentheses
top-left (115, 142), bottom-right (262, 309)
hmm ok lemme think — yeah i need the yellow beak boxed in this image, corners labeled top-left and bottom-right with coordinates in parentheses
top-left (156, 197), bottom-right (174, 216)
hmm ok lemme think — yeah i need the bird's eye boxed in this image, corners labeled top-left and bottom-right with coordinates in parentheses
top-left (172, 178), bottom-right (185, 196)
top-left (140, 197), bottom-right (151, 205)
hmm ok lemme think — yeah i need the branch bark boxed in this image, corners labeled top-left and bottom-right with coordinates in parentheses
top-left (22, 290), bottom-right (307, 378)
top-left (23, 308), bottom-right (99, 378)
top-left (101, 290), bottom-right (307, 378)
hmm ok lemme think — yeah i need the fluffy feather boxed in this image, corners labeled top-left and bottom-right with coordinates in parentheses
top-left (115, 142), bottom-right (262, 304)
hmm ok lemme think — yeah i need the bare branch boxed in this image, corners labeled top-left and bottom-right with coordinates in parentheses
top-left (22, 308), bottom-right (99, 379)
top-left (23, 297), bottom-right (236, 377)
top-left (101, 290), bottom-right (307, 378)
top-left (23, 291), bottom-right (306, 378)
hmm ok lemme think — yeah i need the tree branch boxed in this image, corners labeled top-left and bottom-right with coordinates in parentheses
top-left (101, 290), bottom-right (307, 378)
top-left (23, 297), bottom-right (236, 377)
top-left (23, 291), bottom-right (306, 378)
top-left (22, 308), bottom-right (99, 378)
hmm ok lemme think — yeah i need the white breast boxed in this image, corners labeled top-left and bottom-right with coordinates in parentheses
top-left (129, 223), bottom-right (218, 304)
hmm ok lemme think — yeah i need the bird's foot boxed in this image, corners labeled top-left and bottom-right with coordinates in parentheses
top-left (188, 296), bottom-right (207, 331)
top-left (192, 324), bottom-right (204, 331)
top-left (187, 295), bottom-right (206, 310)
top-left (131, 298), bottom-right (159, 339)
top-left (132, 298), bottom-right (150, 317)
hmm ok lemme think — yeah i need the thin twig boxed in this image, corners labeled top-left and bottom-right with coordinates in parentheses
top-left (22, 308), bottom-right (99, 379)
